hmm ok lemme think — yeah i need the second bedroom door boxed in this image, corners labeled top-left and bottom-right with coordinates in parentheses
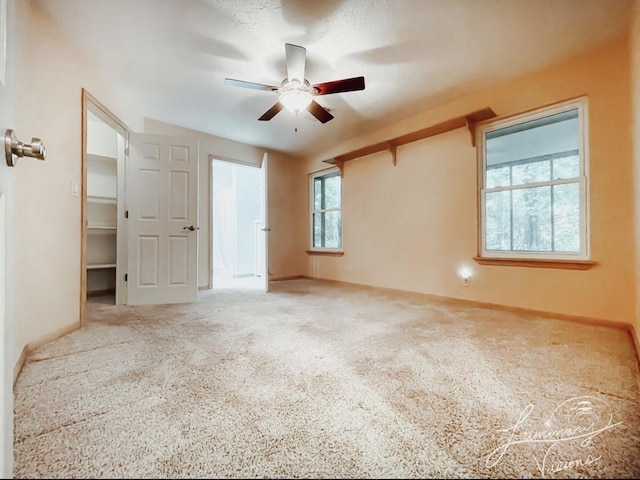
top-left (127, 133), bottom-right (199, 305)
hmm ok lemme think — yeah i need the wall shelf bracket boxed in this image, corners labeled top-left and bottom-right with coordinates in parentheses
top-left (465, 117), bottom-right (478, 147)
top-left (388, 143), bottom-right (397, 166)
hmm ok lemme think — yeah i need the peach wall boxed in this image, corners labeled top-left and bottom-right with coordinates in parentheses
top-left (265, 150), bottom-right (308, 281)
top-left (304, 38), bottom-right (635, 325)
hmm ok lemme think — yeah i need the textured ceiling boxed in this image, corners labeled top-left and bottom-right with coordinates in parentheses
top-left (35, 0), bottom-right (634, 158)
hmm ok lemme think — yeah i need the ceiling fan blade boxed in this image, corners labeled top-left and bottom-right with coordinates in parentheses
top-left (313, 76), bottom-right (365, 95)
top-left (258, 102), bottom-right (284, 121)
top-left (285, 43), bottom-right (306, 83)
top-left (307, 100), bottom-right (334, 124)
top-left (224, 78), bottom-right (279, 92)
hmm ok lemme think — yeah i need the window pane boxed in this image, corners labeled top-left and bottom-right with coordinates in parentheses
top-left (553, 155), bottom-right (580, 180)
top-left (486, 166), bottom-right (510, 188)
top-left (512, 186), bottom-right (552, 251)
top-left (486, 109), bottom-right (579, 171)
top-left (324, 211), bottom-right (342, 249)
top-left (485, 190), bottom-right (511, 251)
top-left (314, 178), bottom-right (322, 210)
top-left (313, 213), bottom-right (322, 248)
top-left (324, 174), bottom-right (341, 209)
top-left (311, 170), bottom-right (342, 250)
top-left (553, 183), bottom-right (580, 252)
top-left (313, 211), bottom-right (342, 249)
top-left (511, 160), bottom-right (550, 186)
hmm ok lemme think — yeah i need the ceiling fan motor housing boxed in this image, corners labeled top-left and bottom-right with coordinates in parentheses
top-left (279, 78), bottom-right (316, 95)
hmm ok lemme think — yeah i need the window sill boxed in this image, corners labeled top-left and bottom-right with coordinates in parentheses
top-left (473, 257), bottom-right (597, 270)
top-left (306, 250), bottom-right (344, 257)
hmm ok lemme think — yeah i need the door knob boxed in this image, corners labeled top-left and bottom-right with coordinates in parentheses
top-left (5, 129), bottom-right (47, 167)
top-left (183, 225), bottom-right (197, 231)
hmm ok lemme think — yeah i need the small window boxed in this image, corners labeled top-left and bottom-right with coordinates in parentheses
top-left (478, 97), bottom-right (589, 260)
top-left (310, 168), bottom-right (342, 251)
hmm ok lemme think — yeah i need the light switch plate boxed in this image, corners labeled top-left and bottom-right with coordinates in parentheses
top-left (70, 181), bottom-right (79, 197)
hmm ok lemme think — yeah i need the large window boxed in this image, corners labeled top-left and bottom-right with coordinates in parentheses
top-left (478, 98), bottom-right (589, 260)
top-left (310, 168), bottom-right (342, 251)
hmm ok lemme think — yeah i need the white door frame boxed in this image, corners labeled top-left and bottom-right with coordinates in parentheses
top-left (81, 90), bottom-right (130, 323)
top-left (1, 2), bottom-right (14, 475)
top-left (260, 152), bottom-right (269, 292)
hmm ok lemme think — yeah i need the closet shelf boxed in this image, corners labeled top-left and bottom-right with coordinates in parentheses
top-left (323, 107), bottom-right (496, 174)
top-left (87, 225), bottom-right (116, 235)
top-left (87, 152), bottom-right (117, 164)
top-left (87, 263), bottom-right (116, 270)
top-left (87, 194), bottom-right (116, 204)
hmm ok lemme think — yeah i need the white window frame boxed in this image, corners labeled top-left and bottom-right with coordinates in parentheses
top-left (477, 97), bottom-right (590, 261)
top-left (309, 167), bottom-right (343, 252)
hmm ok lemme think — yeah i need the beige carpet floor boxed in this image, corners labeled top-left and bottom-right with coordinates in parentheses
top-left (13, 279), bottom-right (640, 478)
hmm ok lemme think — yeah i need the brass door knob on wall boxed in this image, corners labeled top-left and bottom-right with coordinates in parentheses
top-left (4, 129), bottom-right (46, 167)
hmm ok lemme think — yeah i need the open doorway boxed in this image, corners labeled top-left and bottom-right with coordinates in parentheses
top-left (211, 159), bottom-right (264, 290)
top-left (81, 91), bottom-right (129, 315)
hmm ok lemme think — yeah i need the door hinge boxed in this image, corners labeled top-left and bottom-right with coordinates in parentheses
top-left (125, 210), bottom-right (129, 219)
top-left (125, 147), bottom-right (129, 156)
top-left (124, 273), bottom-right (128, 282)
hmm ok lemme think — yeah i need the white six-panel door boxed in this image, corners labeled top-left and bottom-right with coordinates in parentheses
top-left (127, 133), bottom-right (198, 305)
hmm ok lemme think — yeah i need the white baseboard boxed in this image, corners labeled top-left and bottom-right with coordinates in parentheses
top-left (14, 321), bottom-right (81, 385)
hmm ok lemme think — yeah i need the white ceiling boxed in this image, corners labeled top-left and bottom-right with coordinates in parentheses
top-left (35, 0), bottom-right (634, 158)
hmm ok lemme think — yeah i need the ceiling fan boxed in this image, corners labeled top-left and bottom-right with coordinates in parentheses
top-left (224, 43), bottom-right (365, 124)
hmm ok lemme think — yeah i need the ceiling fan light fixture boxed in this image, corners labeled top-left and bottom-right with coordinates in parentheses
top-left (225, 43), bottom-right (364, 123)
top-left (279, 89), bottom-right (313, 113)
